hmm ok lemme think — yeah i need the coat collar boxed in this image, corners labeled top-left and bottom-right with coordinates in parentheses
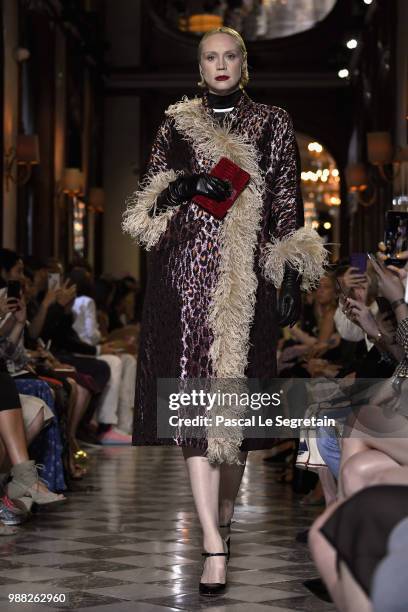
top-left (201, 88), bottom-right (252, 127)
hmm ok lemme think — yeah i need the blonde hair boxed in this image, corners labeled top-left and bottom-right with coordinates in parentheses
top-left (197, 27), bottom-right (249, 89)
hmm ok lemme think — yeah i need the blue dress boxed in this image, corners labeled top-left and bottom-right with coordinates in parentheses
top-left (14, 378), bottom-right (66, 492)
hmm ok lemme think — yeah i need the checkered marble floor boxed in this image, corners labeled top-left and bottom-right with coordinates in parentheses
top-left (0, 447), bottom-right (335, 611)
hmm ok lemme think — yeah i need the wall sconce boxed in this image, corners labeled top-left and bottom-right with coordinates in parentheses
top-left (88, 187), bottom-right (104, 213)
top-left (4, 134), bottom-right (40, 191)
top-left (178, 14), bottom-right (222, 33)
top-left (61, 168), bottom-right (84, 197)
top-left (367, 131), bottom-right (407, 182)
top-left (345, 134), bottom-right (408, 207)
top-left (345, 162), bottom-right (376, 207)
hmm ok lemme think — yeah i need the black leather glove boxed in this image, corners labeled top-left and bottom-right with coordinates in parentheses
top-left (278, 265), bottom-right (302, 327)
top-left (153, 174), bottom-right (231, 215)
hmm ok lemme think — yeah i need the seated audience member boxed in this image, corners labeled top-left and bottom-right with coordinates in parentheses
top-left (108, 279), bottom-right (140, 337)
top-left (279, 273), bottom-right (341, 379)
top-left (317, 262), bottom-right (401, 482)
top-left (310, 483), bottom-right (408, 612)
top-left (94, 277), bottom-right (115, 338)
top-left (39, 270), bottom-right (131, 444)
top-left (0, 286), bottom-right (66, 493)
top-left (38, 277), bottom-right (111, 389)
top-left (0, 367), bottom-right (64, 523)
top-left (309, 257), bottom-right (408, 610)
top-left (1, 251), bottom-right (96, 481)
top-left (69, 267), bottom-right (136, 436)
top-left (272, 274), bottom-right (341, 490)
top-left (95, 277), bottom-right (140, 347)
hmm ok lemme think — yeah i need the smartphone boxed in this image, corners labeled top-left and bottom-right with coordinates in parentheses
top-left (335, 278), bottom-right (349, 300)
top-left (48, 273), bottom-right (61, 291)
top-left (350, 253), bottom-right (367, 274)
top-left (7, 280), bottom-right (21, 299)
top-left (384, 211), bottom-right (408, 268)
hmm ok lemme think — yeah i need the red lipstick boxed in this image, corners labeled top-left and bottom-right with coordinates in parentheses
top-left (215, 76), bottom-right (230, 81)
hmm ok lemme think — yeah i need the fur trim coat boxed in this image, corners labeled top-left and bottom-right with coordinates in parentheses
top-left (123, 89), bottom-right (327, 462)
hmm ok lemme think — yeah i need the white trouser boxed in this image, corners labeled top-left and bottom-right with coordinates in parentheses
top-left (96, 354), bottom-right (136, 431)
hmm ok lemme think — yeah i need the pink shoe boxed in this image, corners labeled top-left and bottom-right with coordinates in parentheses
top-left (99, 427), bottom-right (132, 445)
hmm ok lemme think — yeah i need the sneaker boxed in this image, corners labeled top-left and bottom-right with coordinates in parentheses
top-left (0, 495), bottom-right (28, 526)
top-left (99, 427), bottom-right (132, 445)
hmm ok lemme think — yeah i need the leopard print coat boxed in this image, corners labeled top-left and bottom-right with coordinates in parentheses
top-left (123, 89), bottom-right (327, 462)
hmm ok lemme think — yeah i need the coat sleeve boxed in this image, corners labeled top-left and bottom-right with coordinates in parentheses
top-left (122, 116), bottom-right (183, 250)
top-left (259, 109), bottom-right (328, 291)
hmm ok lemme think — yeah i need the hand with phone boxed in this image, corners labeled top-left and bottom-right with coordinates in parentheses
top-left (341, 266), bottom-right (368, 294)
top-left (369, 255), bottom-right (405, 304)
top-left (48, 272), bottom-right (61, 291)
top-left (3, 280), bottom-right (25, 319)
top-left (342, 297), bottom-right (379, 338)
top-left (383, 211), bottom-right (408, 268)
top-left (384, 250), bottom-right (408, 281)
top-left (42, 288), bottom-right (58, 308)
top-left (0, 290), bottom-right (17, 319)
top-left (9, 296), bottom-right (27, 324)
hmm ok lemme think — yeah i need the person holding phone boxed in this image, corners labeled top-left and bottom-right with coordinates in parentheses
top-left (0, 277), bottom-right (67, 499)
top-left (309, 256), bottom-right (408, 612)
top-left (123, 26), bottom-right (327, 594)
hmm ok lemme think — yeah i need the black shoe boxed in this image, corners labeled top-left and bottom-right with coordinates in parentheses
top-left (263, 448), bottom-right (293, 464)
top-left (303, 577), bottom-right (333, 602)
top-left (295, 528), bottom-right (309, 544)
top-left (199, 551), bottom-right (228, 596)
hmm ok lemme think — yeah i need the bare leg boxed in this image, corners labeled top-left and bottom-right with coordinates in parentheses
top-left (67, 383), bottom-right (90, 446)
top-left (182, 448), bottom-right (226, 584)
top-left (372, 466), bottom-right (408, 486)
top-left (0, 407), bottom-right (60, 496)
top-left (63, 381), bottom-right (90, 478)
top-left (0, 409), bottom-right (29, 466)
top-left (317, 467), bottom-right (337, 506)
top-left (338, 438), bottom-right (369, 498)
top-left (0, 409), bottom-right (44, 474)
top-left (340, 561), bottom-right (373, 612)
top-left (341, 450), bottom-right (399, 498)
top-left (309, 500), bottom-right (346, 610)
top-left (219, 451), bottom-right (247, 525)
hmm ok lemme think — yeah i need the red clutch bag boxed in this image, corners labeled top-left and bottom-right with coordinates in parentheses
top-left (193, 157), bottom-right (250, 219)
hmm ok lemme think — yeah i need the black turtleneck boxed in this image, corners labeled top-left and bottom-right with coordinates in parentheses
top-left (207, 88), bottom-right (243, 110)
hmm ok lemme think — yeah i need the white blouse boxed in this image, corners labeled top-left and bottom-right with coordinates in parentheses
top-left (72, 296), bottom-right (102, 346)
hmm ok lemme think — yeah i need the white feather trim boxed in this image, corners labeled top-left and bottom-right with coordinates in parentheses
top-left (260, 226), bottom-right (328, 291)
top-left (167, 96), bottom-right (265, 464)
top-left (122, 169), bottom-right (181, 250)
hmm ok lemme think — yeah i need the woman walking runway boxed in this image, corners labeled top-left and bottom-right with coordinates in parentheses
top-left (123, 26), bottom-right (326, 595)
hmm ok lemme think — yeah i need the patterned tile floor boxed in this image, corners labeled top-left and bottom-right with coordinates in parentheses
top-left (0, 447), bottom-right (335, 611)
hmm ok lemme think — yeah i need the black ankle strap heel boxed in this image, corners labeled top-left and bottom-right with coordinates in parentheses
top-left (199, 551), bottom-right (228, 596)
